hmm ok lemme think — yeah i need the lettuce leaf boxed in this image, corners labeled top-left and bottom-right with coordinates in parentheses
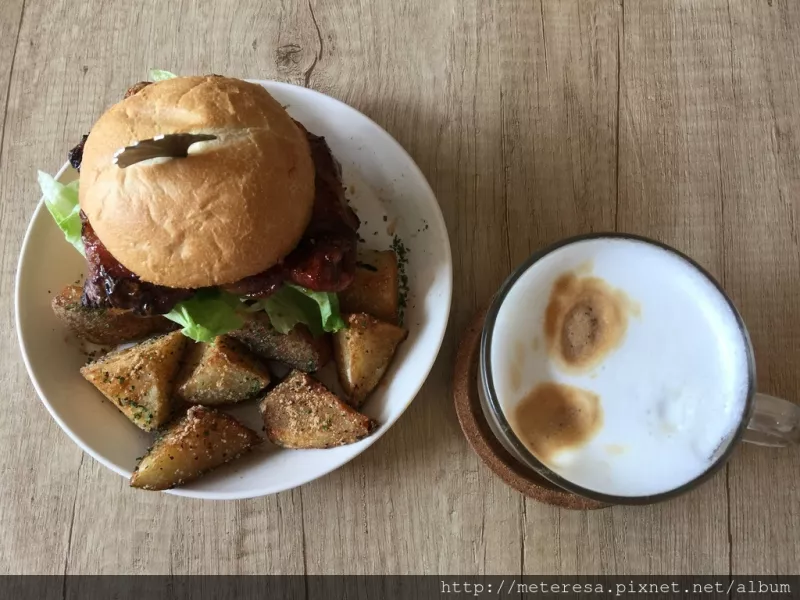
top-left (37, 161), bottom-right (344, 343)
top-left (37, 171), bottom-right (84, 256)
top-left (164, 290), bottom-right (244, 343)
top-left (148, 69), bottom-right (178, 81)
top-left (290, 284), bottom-right (346, 333)
top-left (164, 284), bottom-right (343, 343)
top-left (252, 284), bottom-right (345, 336)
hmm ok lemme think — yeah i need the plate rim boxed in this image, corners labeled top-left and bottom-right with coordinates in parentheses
top-left (15, 79), bottom-right (453, 500)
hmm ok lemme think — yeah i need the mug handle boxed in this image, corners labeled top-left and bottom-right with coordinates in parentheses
top-left (743, 393), bottom-right (800, 447)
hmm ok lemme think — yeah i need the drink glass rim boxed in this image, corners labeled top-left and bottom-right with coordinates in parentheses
top-left (479, 232), bottom-right (757, 505)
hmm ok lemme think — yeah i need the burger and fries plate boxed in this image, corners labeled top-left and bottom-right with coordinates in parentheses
top-left (16, 80), bottom-right (452, 500)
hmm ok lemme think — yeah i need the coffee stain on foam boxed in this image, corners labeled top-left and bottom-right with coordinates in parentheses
top-left (513, 339), bottom-right (525, 360)
top-left (605, 444), bottom-right (628, 456)
top-left (544, 271), bottom-right (639, 373)
top-left (630, 301), bottom-right (642, 318)
top-left (509, 363), bottom-right (522, 393)
top-left (512, 381), bottom-right (603, 464)
top-left (509, 339), bottom-right (526, 393)
top-left (574, 259), bottom-right (595, 276)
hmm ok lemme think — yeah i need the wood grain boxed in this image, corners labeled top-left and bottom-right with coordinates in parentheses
top-left (0, 0), bottom-right (86, 576)
top-left (614, 0), bottom-right (733, 575)
top-left (0, 0), bottom-right (24, 148)
top-left (0, 0), bottom-right (798, 576)
top-left (300, 0), bottom-right (523, 574)
top-left (723, 0), bottom-right (800, 574)
top-left (65, 460), bottom-right (305, 574)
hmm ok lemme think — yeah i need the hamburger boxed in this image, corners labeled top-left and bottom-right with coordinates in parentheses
top-left (40, 72), bottom-right (359, 341)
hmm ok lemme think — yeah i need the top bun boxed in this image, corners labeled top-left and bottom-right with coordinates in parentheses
top-left (79, 76), bottom-right (315, 288)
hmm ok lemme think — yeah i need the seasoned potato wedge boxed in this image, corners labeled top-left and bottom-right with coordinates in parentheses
top-left (130, 406), bottom-right (261, 490)
top-left (333, 313), bottom-right (407, 407)
top-left (176, 336), bottom-right (271, 405)
top-left (80, 331), bottom-right (188, 431)
top-left (228, 312), bottom-right (331, 372)
top-left (260, 370), bottom-right (377, 448)
top-left (52, 284), bottom-right (177, 345)
top-left (339, 250), bottom-right (400, 323)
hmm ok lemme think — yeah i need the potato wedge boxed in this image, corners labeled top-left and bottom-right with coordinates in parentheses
top-left (52, 284), bottom-right (177, 345)
top-left (228, 312), bottom-right (331, 372)
top-left (333, 313), bottom-right (407, 407)
top-left (130, 406), bottom-right (261, 490)
top-left (80, 331), bottom-right (188, 431)
top-left (339, 250), bottom-right (400, 323)
top-left (176, 336), bottom-right (271, 405)
top-left (260, 370), bottom-right (377, 448)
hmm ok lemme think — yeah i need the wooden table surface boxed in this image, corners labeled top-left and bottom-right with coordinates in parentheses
top-left (1, 0), bottom-right (798, 576)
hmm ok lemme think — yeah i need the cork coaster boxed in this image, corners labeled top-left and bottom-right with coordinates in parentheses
top-left (452, 309), bottom-right (609, 510)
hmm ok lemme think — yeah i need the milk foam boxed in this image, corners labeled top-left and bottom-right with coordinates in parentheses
top-left (491, 238), bottom-right (750, 497)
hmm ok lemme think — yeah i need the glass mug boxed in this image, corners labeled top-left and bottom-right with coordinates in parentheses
top-left (478, 233), bottom-right (800, 506)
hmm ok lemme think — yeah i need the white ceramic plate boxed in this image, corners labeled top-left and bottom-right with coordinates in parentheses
top-left (16, 81), bottom-right (452, 500)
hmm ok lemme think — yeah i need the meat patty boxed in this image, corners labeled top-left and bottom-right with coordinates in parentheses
top-left (284, 233), bottom-right (357, 292)
top-left (302, 126), bottom-right (360, 235)
top-left (68, 134), bottom-right (88, 172)
top-left (68, 82), bottom-right (151, 172)
top-left (124, 81), bottom-right (151, 98)
top-left (81, 216), bottom-right (193, 315)
top-left (226, 126), bottom-right (359, 297)
top-left (80, 125), bottom-right (359, 312)
top-left (221, 268), bottom-right (285, 299)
